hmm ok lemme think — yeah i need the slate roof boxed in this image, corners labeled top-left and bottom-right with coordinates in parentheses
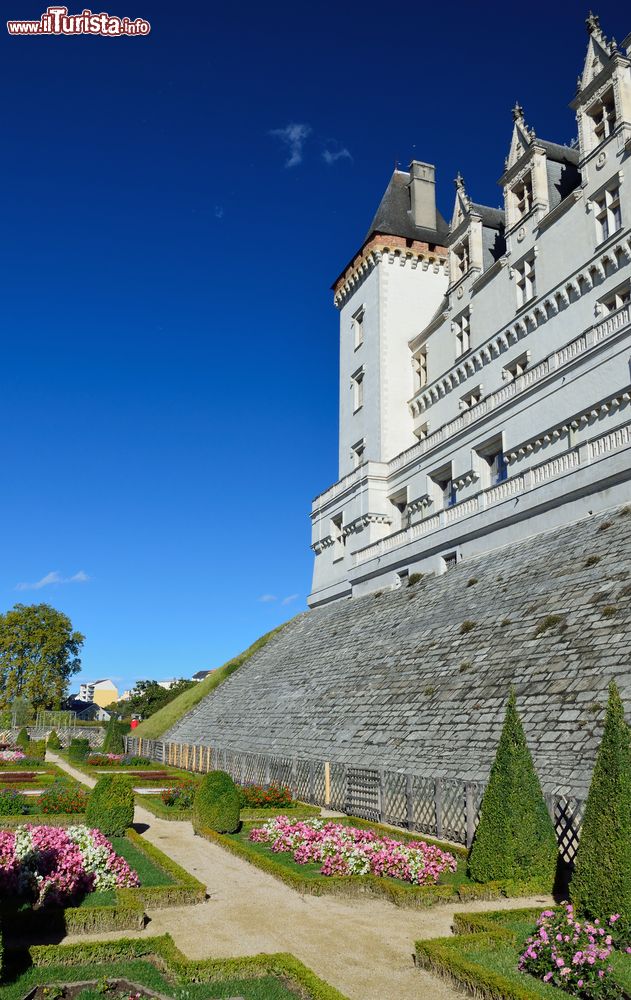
top-left (469, 203), bottom-right (505, 230)
top-left (365, 170), bottom-right (450, 246)
top-left (537, 139), bottom-right (580, 165)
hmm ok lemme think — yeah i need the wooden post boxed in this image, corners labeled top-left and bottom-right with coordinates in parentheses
top-left (465, 782), bottom-right (475, 848)
top-left (435, 778), bottom-right (444, 839)
top-left (406, 774), bottom-right (414, 831)
top-left (324, 762), bottom-right (331, 806)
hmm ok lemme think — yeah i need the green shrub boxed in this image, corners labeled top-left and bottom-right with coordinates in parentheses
top-left (85, 775), bottom-right (134, 835)
top-left (0, 788), bottom-right (29, 815)
top-left (192, 770), bottom-right (240, 834)
top-left (28, 739), bottom-right (46, 762)
top-left (468, 690), bottom-right (557, 887)
top-left (102, 718), bottom-right (127, 754)
top-left (16, 728), bottom-right (30, 750)
top-left (47, 730), bottom-right (62, 750)
top-left (571, 681), bottom-right (631, 939)
top-left (68, 737), bottom-right (90, 763)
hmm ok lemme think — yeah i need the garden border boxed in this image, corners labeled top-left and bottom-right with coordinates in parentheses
top-left (198, 820), bottom-right (549, 909)
top-left (139, 794), bottom-right (321, 823)
top-left (0, 828), bottom-right (207, 936)
top-left (6, 931), bottom-right (350, 1000)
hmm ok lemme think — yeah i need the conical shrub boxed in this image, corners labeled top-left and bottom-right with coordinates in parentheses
top-left (85, 774), bottom-right (134, 835)
top-left (47, 730), bottom-right (62, 751)
top-left (192, 770), bottom-right (240, 834)
top-left (102, 717), bottom-right (126, 754)
top-left (468, 690), bottom-right (558, 886)
top-left (571, 681), bottom-right (631, 935)
top-left (16, 728), bottom-right (30, 751)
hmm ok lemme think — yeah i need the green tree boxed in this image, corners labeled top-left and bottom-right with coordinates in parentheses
top-left (468, 690), bottom-right (558, 887)
top-left (571, 681), bottom-right (631, 934)
top-left (106, 678), bottom-right (195, 720)
top-left (0, 604), bottom-right (84, 711)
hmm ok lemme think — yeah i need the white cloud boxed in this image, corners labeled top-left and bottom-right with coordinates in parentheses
top-left (16, 570), bottom-right (91, 591)
top-left (214, 205), bottom-right (224, 219)
top-left (257, 593), bottom-right (277, 603)
top-left (322, 145), bottom-right (352, 165)
top-left (269, 123), bottom-right (312, 168)
top-left (281, 594), bottom-right (299, 605)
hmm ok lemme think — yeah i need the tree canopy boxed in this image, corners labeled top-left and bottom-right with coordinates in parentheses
top-left (0, 603), bottom-right (84, 712)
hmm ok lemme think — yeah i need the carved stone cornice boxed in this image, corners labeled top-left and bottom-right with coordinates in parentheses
top-left (333, 235), bottom-right (448, 308)
top-left (342, 513), bottom-right (392, 537)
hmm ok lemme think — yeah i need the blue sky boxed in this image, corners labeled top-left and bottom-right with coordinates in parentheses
top-left (1, 0), bottom-right (625, 695)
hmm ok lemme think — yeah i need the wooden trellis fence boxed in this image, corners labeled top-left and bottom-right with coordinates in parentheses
top-left (125, 735), bottom-right (584, 860)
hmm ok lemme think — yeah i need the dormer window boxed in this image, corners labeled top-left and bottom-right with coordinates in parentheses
top-left (512, 172), bottom-right (533, 220)
top-left (593, 184), bottom-right (622, 243)
top-left (587, 86), bottom-right (617, 146)
top-left (413, 348), bottom-right (428, 390)
top-left (454, 310), bottom-right (470, 356)
top-left (453, 238), bottom-right (470, 280)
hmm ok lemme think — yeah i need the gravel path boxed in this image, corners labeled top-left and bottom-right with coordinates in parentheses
top-left (49, 753), bottom-right (551, 1000)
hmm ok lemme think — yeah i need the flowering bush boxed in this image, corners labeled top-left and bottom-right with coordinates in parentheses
top-left (0, 824), bottom-right (139, 906)
top-left (0, 750), bottom-right (26, 763)
top-left (38, 781), bottom-right (89, 814)
top-left (161, 779), bottom-right (197, 810)
top-left (0, 788), bottom-right (29, 815)
top-left (249, 816), bottom-right (457, 885)
top-left (87, 753), bottom-right (125, 766)
top-left (518, 904), bottom-right (630, 998)
top-left (238, 782), bottom-right (293, 809)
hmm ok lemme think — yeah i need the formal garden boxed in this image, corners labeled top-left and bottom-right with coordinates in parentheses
top-left (0, 682), bottom-right (628, 1000)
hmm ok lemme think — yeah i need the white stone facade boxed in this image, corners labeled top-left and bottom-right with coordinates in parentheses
top-left (308, 16), bottom-right (631, 609)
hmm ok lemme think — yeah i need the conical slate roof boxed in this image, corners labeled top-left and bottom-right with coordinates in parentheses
top-left (365, 169), bottom-right (450, 246)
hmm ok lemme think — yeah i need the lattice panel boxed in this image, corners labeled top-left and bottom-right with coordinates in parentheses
top-left (554, 795), bottom-right (584, 863)
top-left (382, 771), bottom-right (407, 828)
top-left (346, 767), bottom-right (380, 821)
top-left (411, 775), bottom-right (437, 836)
top-left (313, 762), bottom-right (326, 805)
top-left (441, 779), bottom-right (467, 844)
top-left (269, 757), bottom-right (293, 787)
top-left (329, 763), bottom-right (347, 810)
top-left (241, 753), bottom-right (259, 785)
top-left (294, 760), bottom-right (312, 802)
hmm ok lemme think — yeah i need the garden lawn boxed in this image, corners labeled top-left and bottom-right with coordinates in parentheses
top-left (0, 959), bottom-right (301, 1000)
top-left (416, 908), bottom-right (631, 999)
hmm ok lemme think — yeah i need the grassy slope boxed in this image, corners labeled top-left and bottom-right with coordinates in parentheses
top-left (133, 621), bottom-right (293, 740)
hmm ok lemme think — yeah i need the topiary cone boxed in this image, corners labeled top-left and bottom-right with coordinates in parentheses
top-left (468, 689), bottom-right (558, 887)
top-left (192, 770), bottom-right (240, 834)
top-left (85, 774), bottom-right (134, 836)
top-left (571, 681), bottom-right (631, 936)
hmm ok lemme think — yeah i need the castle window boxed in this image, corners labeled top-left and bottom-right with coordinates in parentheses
top-left (512, 172), bottom-right (533, 220)
top-left (414, 422), bottom-right (429, 441)
top-left (600, 283), bottom-right (630, 314)
top-left (502, 351), bottom-right (530, 381)
top-left (351, 438), bottom-right (365, 469)
top-left (414, 348), bottom-right (428, 390)
top-left (587, 86), bottom-right (617, 146)
top-left (477, 436), bottom-right (507, 487)
top-left (460, 386), bottom-right (482, 410)
top-left (515, 255), bottom-right (536, 308)
top-left (431, 466), bottom-right (457, 509)
top-left (593, 185), bottom-right (622, 244)
top-left (331, 514), bottom-right (345, 561)
top-left (351, 367), bottom-right (364, 412)
top-left (352, 306), bottom-right (364, 349)
top-left (454, 310), bottom-right (470, 356)
top-left (389, 488), bottom-right (410, 531)
top-left (452, 238), bottom-right (470, 280)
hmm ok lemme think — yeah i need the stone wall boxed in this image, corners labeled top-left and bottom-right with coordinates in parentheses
top-left (168, 505), bottom-right (631, 796)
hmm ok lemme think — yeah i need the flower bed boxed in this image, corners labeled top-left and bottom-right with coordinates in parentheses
top-left (0, 824), bottom-right (138, 906)
top-left (519, 904), bottom-right (630, 997)
top-left (86, 755), bottom-right (153, 768)
top-left (249, 815), bottom-right (457, 885)
top-left (0, 750), bottom-right (26, 763)
top-left (415, 906), bottom-right (631, 1000)
top-left (239, 782), bottom-right (293, 809)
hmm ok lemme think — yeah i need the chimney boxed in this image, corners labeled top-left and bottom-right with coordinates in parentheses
top-left (408, 160), bottom-right (437, 231)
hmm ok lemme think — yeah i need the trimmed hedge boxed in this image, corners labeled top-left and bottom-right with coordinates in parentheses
top-left (68, 737), bottom-right (90, 763)
top-left (468, 690), bottom-right (557, 887)
top-left (140, 793), bottom-right (322, 823)
top-left (24, 933), bottom-right (351, 1000)
top-left (125, 828), bottom-right (206, 907)
top-left (192, 769), bottom-right (240, 834)
top-left (102, 717), bottom-right (127, 754)
top-left (47, 730), bottom-right (62, 750)
top-left (28, 739), bottom-right (46, 762)
top-left (16, 728), bottom-right (30, 751)
top-left (86, 774), bottom-right (134, 835)
top-left (571, 681), bottom-right (631, 935)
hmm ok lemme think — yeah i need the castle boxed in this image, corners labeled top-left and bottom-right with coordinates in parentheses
top-left (309, 14), bottom-right (631, 609)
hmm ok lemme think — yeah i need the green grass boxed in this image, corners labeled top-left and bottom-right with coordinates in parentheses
top-left (109, 836), bottom-right (174, 886)
top-left (416, 907), bottom-right (631, 1000)
top-left (133, 622), bottom-right (291, 739)
top-left (0, 960), bottom-right (300, 1000)
top-left (139, 794), bottom-right (322, 822)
